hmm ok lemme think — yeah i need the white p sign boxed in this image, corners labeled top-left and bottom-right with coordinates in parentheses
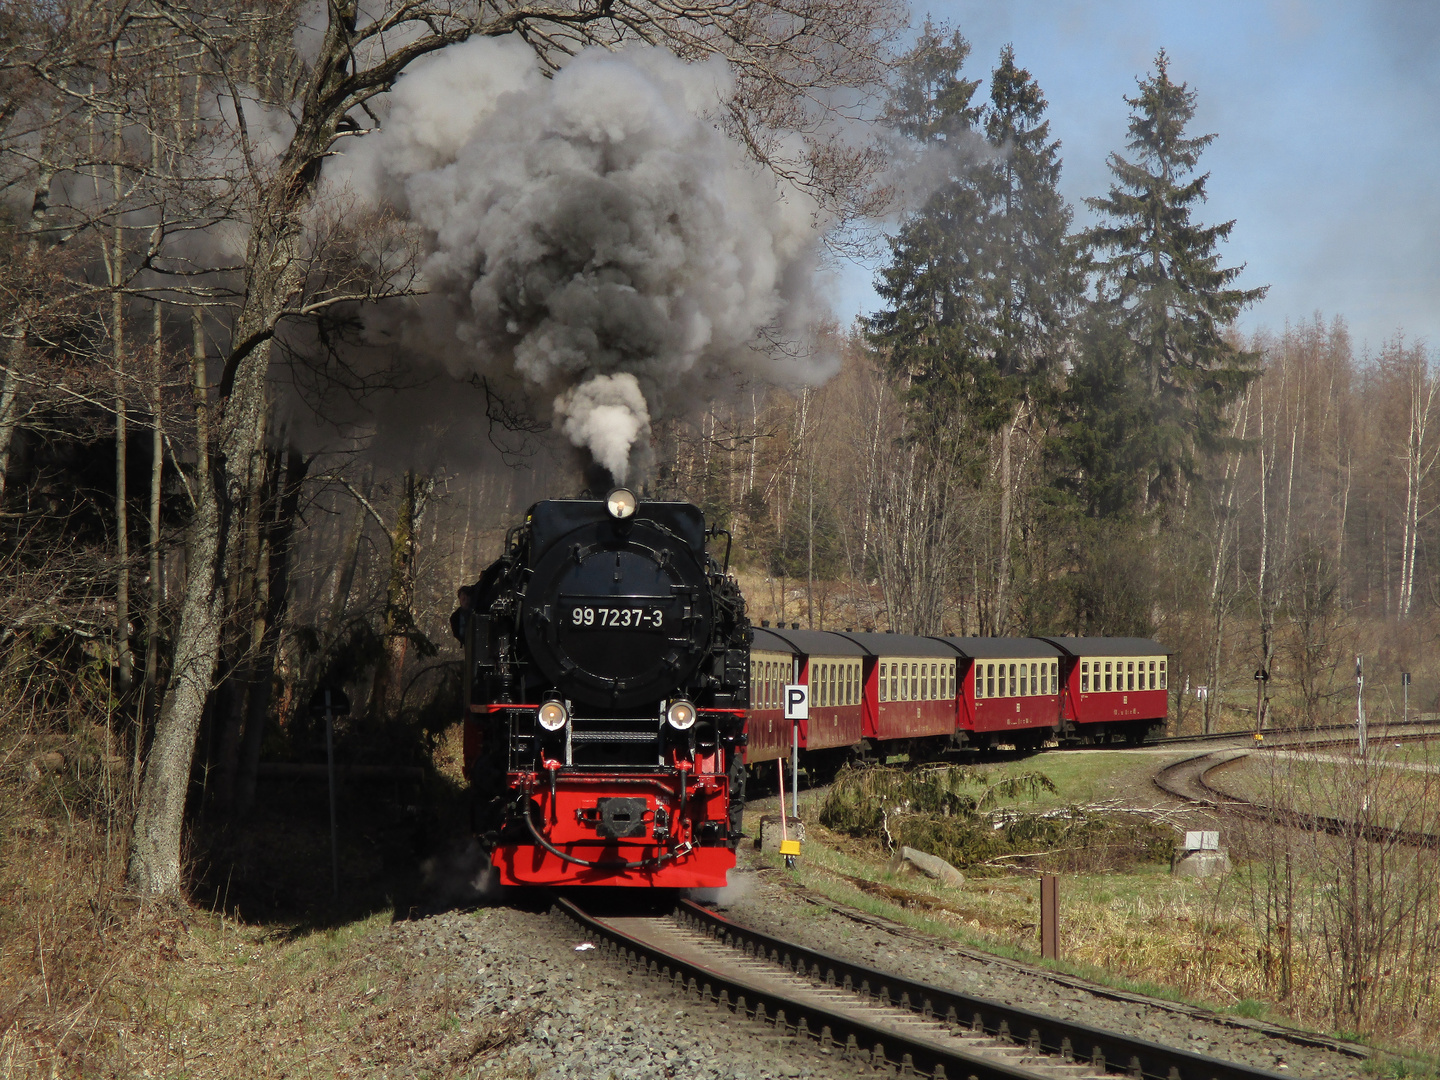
top-left (784, 684), bottom-right (809, 720)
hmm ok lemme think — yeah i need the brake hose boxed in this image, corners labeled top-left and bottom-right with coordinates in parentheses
top-left (523, 809), bottom-right (680, 871)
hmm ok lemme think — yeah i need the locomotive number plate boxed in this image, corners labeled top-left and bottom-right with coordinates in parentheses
top-left (569, 604), bottom-right (667, 631)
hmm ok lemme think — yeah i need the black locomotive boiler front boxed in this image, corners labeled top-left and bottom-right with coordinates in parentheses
top-left (458, 489), bottom-right (751, 887)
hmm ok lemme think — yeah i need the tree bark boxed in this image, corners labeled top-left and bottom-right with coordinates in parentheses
top-left (371, 470), bottom-right (434, 719)
top-left (236, 447), bottom-right (308, 814)
top-left (0, 338), bottom-right (22, 501)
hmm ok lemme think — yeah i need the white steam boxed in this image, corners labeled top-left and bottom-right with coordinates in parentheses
top-left (555, 373), bottom-right (651, 484)
top-left (329, 37), bottom-right (831, 483)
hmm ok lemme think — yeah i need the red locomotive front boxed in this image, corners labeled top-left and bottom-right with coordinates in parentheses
top-left (457, 491), bottom-right (750, 888)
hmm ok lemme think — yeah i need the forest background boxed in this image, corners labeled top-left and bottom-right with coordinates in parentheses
top-left (0, 0), bottom-right (1436, 932)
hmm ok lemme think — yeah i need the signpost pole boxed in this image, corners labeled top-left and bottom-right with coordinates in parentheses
top-left (1403, 671), bottom-right (1411, 726)
top-left (781, 682), bottom-right (809, 869)
top-left (1356, 656), bottom-right (1367, 758)
top-left (791, 718), bottom-right (799, 818)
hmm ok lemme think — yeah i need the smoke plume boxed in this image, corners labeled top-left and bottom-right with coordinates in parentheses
top-left (328, 36), bottom-right (831, 484)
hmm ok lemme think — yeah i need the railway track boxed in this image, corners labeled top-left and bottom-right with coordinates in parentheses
top-left (1153, 722), bottom-right (1440, 848)
top-left (553, 895), bottom-right (1291, 1080)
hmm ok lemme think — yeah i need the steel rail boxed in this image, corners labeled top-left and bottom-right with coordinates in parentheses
top-left (673, 899), bottom-right (1293, 1080)
top-left (1155, 752), bottom-right (1440, 850)
top-left (554, 895), bottom-right (1040, 1080)
top-left (553, 894), bottom-right (1291, 1080)
top-left (1150, 715), bottom-right (1440, 748)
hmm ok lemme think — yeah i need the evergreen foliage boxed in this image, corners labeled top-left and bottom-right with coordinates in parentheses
top-left (1072, 50), bottom-right (1267, 510)
top-left (867, 39), bottom-right (1084, 430)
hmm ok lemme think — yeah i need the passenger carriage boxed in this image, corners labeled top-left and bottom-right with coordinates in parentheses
top-left (940, 637), bottom-right (1062, 751)
top-left (834, 632), bottom-right (959, 761)
top-left (745, 624), bottom-right (866, 772)
top-left (747, 626), bottom-right (798, 764)
top-left (1042, 636), bottom-right (1169, 744)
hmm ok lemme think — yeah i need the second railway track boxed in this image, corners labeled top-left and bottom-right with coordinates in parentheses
top-left (553, 895), bottom-right (1291, 1080)
top-left (1152, 721), bottom-right (1440, 848)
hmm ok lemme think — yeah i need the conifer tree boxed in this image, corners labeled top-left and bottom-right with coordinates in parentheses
top-left (1077, 50), bottom-right (1267, 510)
top-left (867, 42), bottom-right (1083, 628)
top-left (865, 21), bottom-right (983, 409)
top-left (867, 40), bottom-right (1082, 422)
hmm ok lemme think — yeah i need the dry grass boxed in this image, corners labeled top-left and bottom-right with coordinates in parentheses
top-left (0, 809), bottom-right (521, 1080)
top-left (0, 661), bottom-right (492, 1078)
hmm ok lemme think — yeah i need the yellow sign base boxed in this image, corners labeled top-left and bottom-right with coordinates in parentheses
top-left (779, 839), bottom-right (801, 857)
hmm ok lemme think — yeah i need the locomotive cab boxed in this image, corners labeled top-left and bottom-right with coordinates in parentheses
top-left (460, 491), bottom-right (750, 888)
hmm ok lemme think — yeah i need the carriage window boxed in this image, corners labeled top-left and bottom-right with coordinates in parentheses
top-left (891, 665), bottom-right (898, 702)
top-left (948, 663), bottom-right (955, 698)
top-left (927, 663), bottom-right (934, 699)
top-left (831, 664), bottom-right (838, 706)
top-left (1030, 662), bottom-right (1037, 694)
top-left (1081, 662), bottom-right (1089, 693)
top-left (1160, 661), bottom-right (1167, 689)
top-left (880, 663), bottom-right (888, 702)
top-left (1127, 661), bottom-right (1135, 690)
top-left (1148, 660), bottom-right (1155, 689)
top-left (1020, 665), bottom-right (1028, 696)
top-left (1105, 662), bottom-right (1112, 692)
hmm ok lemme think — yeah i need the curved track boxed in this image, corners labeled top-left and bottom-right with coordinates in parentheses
top-left (553, 895), bottom-right (1291, 1080)
top-left (1153, 723), bottom-right (1440, 849)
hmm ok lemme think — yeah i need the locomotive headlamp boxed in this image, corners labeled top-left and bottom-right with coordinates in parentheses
top-left (605, 488), bottom-right (637, 520)
top-left (666, 699), bottom-right (697, 731)
top-left (537, 700), bottom-right (569, 732)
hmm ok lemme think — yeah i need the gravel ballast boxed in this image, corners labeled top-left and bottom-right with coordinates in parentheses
top-left (712, 859), bottom-right (1368, 1079)
top-left (391, 903), bottom-right (860, 1080)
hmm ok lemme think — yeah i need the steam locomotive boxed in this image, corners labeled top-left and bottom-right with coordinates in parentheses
top-left (458, 489), bottom-right (751, 889)
top-left (456, 488), bottom-right (1173, 891)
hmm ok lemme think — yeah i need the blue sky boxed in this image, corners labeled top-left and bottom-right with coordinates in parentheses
top-left (829, 1), bottom-right (1440, 355)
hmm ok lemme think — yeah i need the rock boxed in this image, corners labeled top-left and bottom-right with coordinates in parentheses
top-left (756, 815), bottom-right (805, 852)
top-left (1172, 849), bottom-right (1232, 878)
top-left (887, 845), bottom-right (966, 889)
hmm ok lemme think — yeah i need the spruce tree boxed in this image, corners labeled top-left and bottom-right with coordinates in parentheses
top-left (867, 42), bottom-right (1084, 629)
top-left (865, 21), bottom-right (983, 411)
top-left (1079, 50), bottom-right (1267, 509)
top-left (867, 42), bottom-right (1083, 425)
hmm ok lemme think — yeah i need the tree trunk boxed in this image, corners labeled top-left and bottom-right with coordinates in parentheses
top-left (0, 338), bottom-right (22, 501)
top-left (995, 412), bottom-right (1015, 634)
top-left (126, 335), bottom-right (222, 895)
top-left (114, 241), bottom-right (133, 693)
top-left (236, 447), bottom-right (308, 814)
top-left (371, 470), bottom-right (434, 719)
top-left (141, 305), bottom-right (166, 793)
